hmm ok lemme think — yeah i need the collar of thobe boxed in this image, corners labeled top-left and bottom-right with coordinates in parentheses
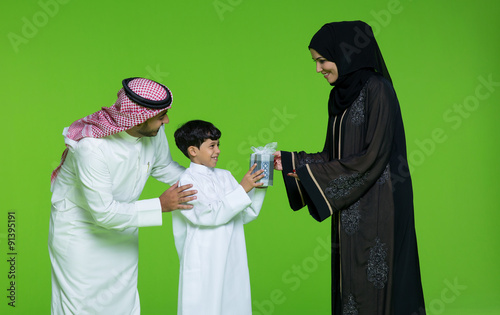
top-left (62, 127), bottom-right (141, 149)
top-left (116, 130), bottom-right (143, 144)
top-left (189, 162), bottom-right (215, 175)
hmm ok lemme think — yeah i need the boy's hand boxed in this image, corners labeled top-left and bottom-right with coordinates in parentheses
top-left (240, 163), bottom-right (265, 193)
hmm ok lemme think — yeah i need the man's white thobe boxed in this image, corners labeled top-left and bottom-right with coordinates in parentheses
top-left (172, 162), bottom-right (266, 315)
top-left (49, 125), bottom-right (184, 314)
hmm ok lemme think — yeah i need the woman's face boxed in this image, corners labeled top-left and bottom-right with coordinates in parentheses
top-left (310, 48), bottom-right (338, 84)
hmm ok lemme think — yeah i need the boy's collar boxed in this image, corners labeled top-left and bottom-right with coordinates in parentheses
top-left (189, 161), bottom-right (214, 174)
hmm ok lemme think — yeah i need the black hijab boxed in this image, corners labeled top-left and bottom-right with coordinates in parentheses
top-left (309, 21), bottom-right (392, 115)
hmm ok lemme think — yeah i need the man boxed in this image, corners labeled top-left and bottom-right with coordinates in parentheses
top-left (49, 77), bottom-right (196, 314)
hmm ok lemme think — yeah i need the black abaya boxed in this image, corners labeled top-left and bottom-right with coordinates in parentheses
top-left (281, 74), bottom-right (425, 314)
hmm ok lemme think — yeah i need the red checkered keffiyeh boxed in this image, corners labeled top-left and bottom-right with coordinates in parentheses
top-left (51, 78), bottom-right (173, 185)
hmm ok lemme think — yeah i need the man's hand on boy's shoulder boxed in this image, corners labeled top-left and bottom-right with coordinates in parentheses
top-left (160, 181), bottom-right (197, 212)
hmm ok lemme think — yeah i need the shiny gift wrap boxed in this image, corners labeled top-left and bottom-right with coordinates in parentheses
top-left (250, 142), bottom-right (277, 187)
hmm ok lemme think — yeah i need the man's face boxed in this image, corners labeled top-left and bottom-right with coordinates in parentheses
top-left (128, 110), bottom-right (169, 138)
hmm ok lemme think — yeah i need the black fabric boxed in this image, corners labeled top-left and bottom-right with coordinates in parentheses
top-left (280, 21), bottom-right (425, 313)
top-left (282, 75), bottom-right (425, 314)
top-left (280, 151), bottom-right (306, 210)
top-left (309, 21), bottom-right (392, 116)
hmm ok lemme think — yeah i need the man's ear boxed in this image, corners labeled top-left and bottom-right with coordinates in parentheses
top-left (187, 146), bottom-right (198, 158)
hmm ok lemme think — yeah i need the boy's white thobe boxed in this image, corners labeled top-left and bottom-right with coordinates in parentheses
top-left (172, 162), bottom-right (266, 315)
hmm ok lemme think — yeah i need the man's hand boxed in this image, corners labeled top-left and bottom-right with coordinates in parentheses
top-left (240, 164), bottom-right (265, 193)
top-left (160, 181), bottom-right (197, 212)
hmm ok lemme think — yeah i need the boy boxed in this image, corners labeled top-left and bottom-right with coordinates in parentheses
top-left (173, 120), bottom-right (267, 315)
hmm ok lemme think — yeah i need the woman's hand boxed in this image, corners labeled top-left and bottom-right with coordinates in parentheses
top-left (274, 151), bottom-right (299, 179)
top-left (287, 171), bottom-right (299, 180)
top-left (273, 151), bottom-right (282, 171)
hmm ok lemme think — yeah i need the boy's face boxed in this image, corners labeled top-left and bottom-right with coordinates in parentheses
top-left (190, 138), bottom-right (220, 168)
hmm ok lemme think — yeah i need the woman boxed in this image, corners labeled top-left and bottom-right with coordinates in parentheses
top-left (274, 21), bottom-right (426, 314)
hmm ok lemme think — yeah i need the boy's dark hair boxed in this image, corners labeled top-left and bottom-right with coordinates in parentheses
top-left (174, 120), bottom-right (221, 158)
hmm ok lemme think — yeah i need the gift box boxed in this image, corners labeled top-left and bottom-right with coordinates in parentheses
top-left (250, 142), bottom-right (277, 187)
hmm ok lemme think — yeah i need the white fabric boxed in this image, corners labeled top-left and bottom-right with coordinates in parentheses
top-left (49, 125), bottom-right (184, 314)
top-left (172, 162), bottom-right (267, 315)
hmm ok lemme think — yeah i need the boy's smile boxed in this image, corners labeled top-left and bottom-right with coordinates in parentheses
top-left (191, 139), bottom-right (220, 168)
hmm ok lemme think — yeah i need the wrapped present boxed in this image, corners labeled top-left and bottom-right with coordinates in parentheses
top-left (250, 142), bottom-right (277, 187)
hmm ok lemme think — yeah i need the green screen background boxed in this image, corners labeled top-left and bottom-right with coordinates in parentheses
top-left (1, 0), bottom-right (499, 314)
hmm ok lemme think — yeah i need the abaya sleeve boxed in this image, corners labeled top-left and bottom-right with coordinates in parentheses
top-left (280, 118), bottom-right (332, 213)
top-left (282, 77), bottom-right (397, 222)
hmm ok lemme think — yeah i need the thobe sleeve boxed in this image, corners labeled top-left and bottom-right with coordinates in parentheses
top-left (177, 172), bottom-right (254, 227)
top-left (285, 78), bottom-right (397, 222)
top-left (73, 140), bottom-right (162, 230)
top-left (150, 126), bottom-right (185, 185)
top-left (241, 188), bottom-right (267, 224)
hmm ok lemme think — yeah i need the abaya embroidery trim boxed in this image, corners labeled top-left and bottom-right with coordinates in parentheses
top-left (292, 152), bottom-right (306, 207)
top-left (305, 164), bottom-right (333, 216)
top-left (366, 237), bottom-right (389, 289)
top-left (377, 164), bottom-right (390, 185)
top-left (338, 110), bottom-right (348, 159)
top-left (341, 200), bottom-right (361, 235)
top-left (343, 293), bottom-right (359, 315)
top-left (332, 116), bottom-right (337, 158)
top-left (324, 173), bottom-right (369, 200)
top-left (349, 87), bottom-right (366, 126)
